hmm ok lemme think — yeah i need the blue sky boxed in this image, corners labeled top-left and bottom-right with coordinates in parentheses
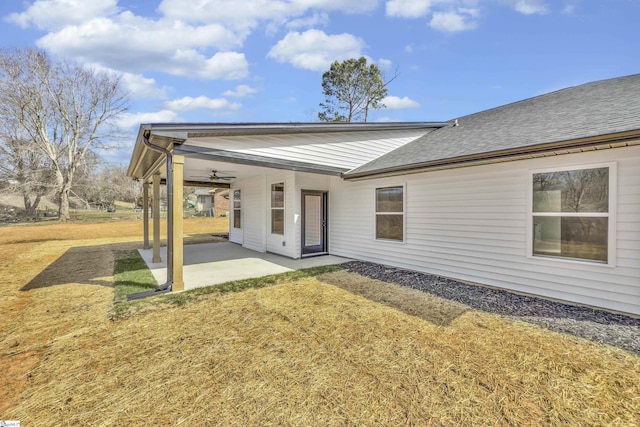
top-left (0, 0), bottom-right (638, 159)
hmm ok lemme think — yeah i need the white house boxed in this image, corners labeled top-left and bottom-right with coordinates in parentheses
top-left (127, 74), bottom-right (640, 315)
top-left (194, 188), bottom-right (214, 213)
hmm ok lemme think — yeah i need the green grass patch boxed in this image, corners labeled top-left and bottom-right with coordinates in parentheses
top-left (113, 250), bottom-right (159, 302)
top-left (165, 264), bottom-right (344, 305)
top-left (111, 250), bottom-right (159, 318)
top-left (111, 253), bottom-right (344, 320)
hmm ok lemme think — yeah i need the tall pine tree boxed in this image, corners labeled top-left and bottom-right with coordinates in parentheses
top-left (318, 57), bottom-right (391, 122)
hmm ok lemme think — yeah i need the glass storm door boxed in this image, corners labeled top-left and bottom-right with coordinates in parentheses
top-left (301, 191), bottom-right (327, 255)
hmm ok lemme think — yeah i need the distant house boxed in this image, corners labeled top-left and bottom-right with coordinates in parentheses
top-left (213, 189), bottom-right (230, 216)
top-left (128, 74), bottom-right (640, 315)
top-left (194, 188), bottom-right (230, 216)
top-left (194, 189), bottom-right (213, 213)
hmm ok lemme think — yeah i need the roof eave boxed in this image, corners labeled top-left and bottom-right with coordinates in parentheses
top-left (343, 129), bottom-right (640, 180)
top-left (126, 126), bottom-right (150, 179)
top-left (127, 125), bottom-right (184, 180)
top-left (127, 122), bottom-right (449, 180)
top-left (139, 121), bottom-right (449, 138)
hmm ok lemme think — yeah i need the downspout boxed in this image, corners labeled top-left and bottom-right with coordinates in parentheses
top-left (142, 130), bottom-right (174, 291)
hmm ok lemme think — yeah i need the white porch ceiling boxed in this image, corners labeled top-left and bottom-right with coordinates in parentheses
top-left (182, 157), bottom-right (275, 185)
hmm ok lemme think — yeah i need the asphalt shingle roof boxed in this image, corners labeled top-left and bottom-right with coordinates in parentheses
top-left (347, 74), bottom-right (640, 177)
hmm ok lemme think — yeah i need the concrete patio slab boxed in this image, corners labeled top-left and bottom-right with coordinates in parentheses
top-left (138, 242), bottom-right (351, 291)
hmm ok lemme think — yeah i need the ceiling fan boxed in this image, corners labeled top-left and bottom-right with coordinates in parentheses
top-left (194, 170), bottom-right (236, 181)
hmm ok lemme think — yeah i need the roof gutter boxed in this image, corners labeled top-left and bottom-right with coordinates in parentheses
top-left (140, 121), bottom-right (449, 137)
top-left (343, 130), bottom-right (640, 180)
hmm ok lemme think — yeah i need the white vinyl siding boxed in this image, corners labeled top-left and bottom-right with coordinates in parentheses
top-left (266, 171), bottom-right (297, 257)
top-left (185, 129), bottom-right (430, 170)
top-left (242, 176), bottom-right (267, 252)
top-left (231, 171), bottom-right (330, 258)
top-left (229, 176), bottom-right (267, 252)
top-left (330, 144), bottom-right (640, 315)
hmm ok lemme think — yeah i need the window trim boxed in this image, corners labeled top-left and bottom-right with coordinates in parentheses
top-left (527, 161), bottom-right (617, 267)
top-left (374, 183), bottom-right (406, 243)
top-left (232, 188), bottom-right (241, 229)
top-left (271, 181), bottom-right (285, 235)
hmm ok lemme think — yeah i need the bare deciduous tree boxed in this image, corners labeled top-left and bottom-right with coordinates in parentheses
top-left (0, 117), bottom-right (54, 217)
top-left (0, 48), bottom-right (129, 220)
top-left (74, 163), bottom-right (141, 209)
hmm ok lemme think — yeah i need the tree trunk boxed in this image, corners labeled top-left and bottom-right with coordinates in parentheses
top-left (31, 193), bottom-right (41, 217)
top-left (23, 191), bottom-right (41, 217)
top-left (23, 192), bottom-right (32, 218)
top-left (59, 187), bottom-right (70, 221)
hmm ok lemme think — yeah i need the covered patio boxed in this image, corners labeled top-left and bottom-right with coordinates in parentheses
top-left (138, 241), bottom-right (351, 291)
top-left (127, 122), bottom-right (440, 293)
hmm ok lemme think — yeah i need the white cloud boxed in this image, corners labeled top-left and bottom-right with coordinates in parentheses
top-left (384, 1), bottom-right (483, 33)
top-left (430, 10), bottom-right (478, 32)
top-left (385, 0), bottom-right (550, 34)
top-left (562, 0), bottom-right (580, 14)
top-left (116, 110), bottom-right (181, 130)
top-left (383, 96), bottom-right (420, 109)
top-left (223, 85), bottom-right (258, 97)
top-left (286, 12), bottom-right (330, 29)
top-left (85, 63), bottom-right (168, 100)
top-left (116, 97), bottom-right (241, 130)
top-left (120, 73), bottom-right (167, 100)
top-left (268, 29), bottom-right (365, 72)
top-left (386, 0), bottom-right (434, 18)
top-left (378, 58), bottom-right (393, 70)
top-left (158, 0), bottom-right (378, 31)
top-left (7, 0), bottom-right (389, 88)
top-left (164, 96), bottom-right (241, 112)
top-left (505, 0), bottom-right (548, 15)
top-left (6, 0), bottom-right (119, 31)
top-left (36, 13), bottom-right (249, 80)
top-left (375, 116), bottom-right (396, 122)
top-left (459, 7), bottom-right (481, 18)
top-left (170, 51), bottom-right (249, 80)
top-left (159, 0), bottom-right (270, 30)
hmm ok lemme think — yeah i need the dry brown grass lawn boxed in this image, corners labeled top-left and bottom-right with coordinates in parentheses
top-left (0, 218), bottom-right (223, 245)
top-left (1, 218), bottom-right (639, 425)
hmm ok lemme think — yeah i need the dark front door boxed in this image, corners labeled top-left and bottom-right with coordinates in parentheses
top-left (301, 191), bottom-right (327, 255)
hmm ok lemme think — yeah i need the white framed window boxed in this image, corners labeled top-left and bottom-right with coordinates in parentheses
top-left (271, 182), bottom-right (285, 235)
top-left (375, 185), bottom-right (405, 242)
top-left (233, 189), bottom-right (241, 229)
top-left (529, 162), bottom-right (616, 265)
